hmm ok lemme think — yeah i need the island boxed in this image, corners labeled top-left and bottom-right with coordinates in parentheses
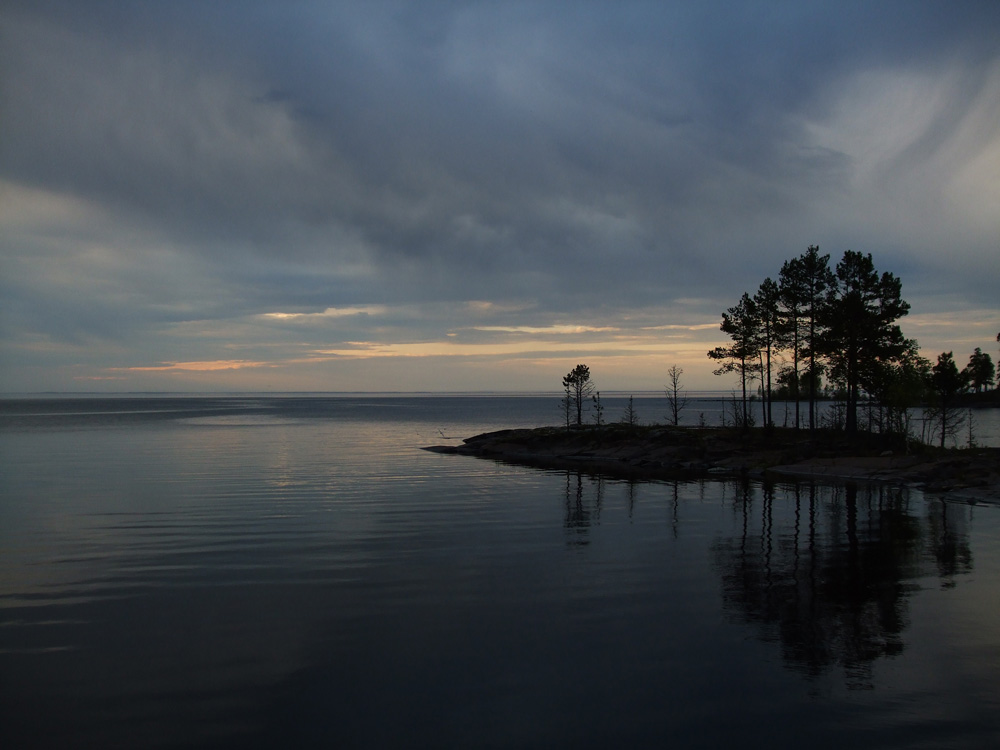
top-left (425, 424), bottom-right (1000, 503)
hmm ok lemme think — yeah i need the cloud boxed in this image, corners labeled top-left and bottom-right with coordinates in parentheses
top-left (472, 325), bottom-right (619, 335)
top-left (122, 360), bottom-right (272, 373)
top-left (2, 1), bottom-right (999, 391)
top-left (262, 306), bottom-right (390, 321)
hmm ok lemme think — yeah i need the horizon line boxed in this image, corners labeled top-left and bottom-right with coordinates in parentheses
top-left (1, 389), bottom-right (737, 398)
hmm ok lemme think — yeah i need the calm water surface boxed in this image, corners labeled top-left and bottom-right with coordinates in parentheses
top-left (2, 396), bottom-right (1000, 749)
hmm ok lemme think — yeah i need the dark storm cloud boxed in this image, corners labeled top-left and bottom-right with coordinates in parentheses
top-left (2, 1), bottom-right (999, 390)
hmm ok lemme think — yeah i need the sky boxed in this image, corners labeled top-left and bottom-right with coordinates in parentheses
top-left (2, 0), bottom-right (999, 394)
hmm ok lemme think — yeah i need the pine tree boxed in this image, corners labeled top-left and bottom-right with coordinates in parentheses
top-left (754, 277), bottom-right (781, 429)
top-left (928, 352), bottom-right (968, 448)
top-left (861, 341), bottom-right (927, 438)
top-left (592, 391), bottom-right (605, 426)
top-left (963, 348), bottom-right (995, 393)
top-left (708, 293), bottom-right (761, 430)
top-left (820, 251), bottom-right (911, 435)
top-left (562, 364), bottom-right (594, 427)
top-left (778, 246), bottom-right (833, 431)
top-left (560, 386), bottom-right (573, 430)
top-left (620, 395), bottom-right (640, 428)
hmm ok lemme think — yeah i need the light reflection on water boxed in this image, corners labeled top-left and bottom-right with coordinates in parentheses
top-left (2, 397), bottom-right (1000, 748)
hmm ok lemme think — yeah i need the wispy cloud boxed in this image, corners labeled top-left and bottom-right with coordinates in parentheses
top-left (640, 323), bottom-right (720, 332)
top-left (314, 334), bottom-right (704, 360)
top-left (472, 325), bottom-right (619, 335)
top-left (123, 360), bottom-right (273, 372)
top-left (262, 306), bottom-right (389, 321)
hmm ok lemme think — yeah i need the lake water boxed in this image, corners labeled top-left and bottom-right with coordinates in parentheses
top-left (2, 395), bottom-right (1000, 749)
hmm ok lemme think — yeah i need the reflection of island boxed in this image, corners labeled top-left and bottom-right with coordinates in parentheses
top-left (711, 480), bottom-right (972, 689)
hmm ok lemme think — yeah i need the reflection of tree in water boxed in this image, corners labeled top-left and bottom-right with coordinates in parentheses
top-left (562, 475), bottom-right (682, 545)
top-left (712, 480), bottom-right (972, 690)
top-left (925, 498), bottom-right (973, 587)
top-left (563, 472), bottom-right (604, 546)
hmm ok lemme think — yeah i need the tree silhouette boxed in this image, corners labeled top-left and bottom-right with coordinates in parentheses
top-left (664, 364), bottom-right (688, 426)
top-left (620, 395), bottom-right (639, 427)
top-left (866, 346), bottom-right (930, 439)
top-left (820, 251), bottom-right (911, 435)
top-left (592, 390), bottom-right (605, 426)
top-left (778, 246), bottom-right (834, 431)
top-left (560, 386), bottom-right (573, 429)
top-left (928, 351), bottom-right (967, 448)
top-left (754, 277), bottom-right (781, 428)
top-left (711, 247), bottom-right (928, 441)
top-left (963, 348), bottom-right (995, 393)
top-left (708, 293), bottom-right (761, 430)
top-left (562, 364), bottom-right (594, 427)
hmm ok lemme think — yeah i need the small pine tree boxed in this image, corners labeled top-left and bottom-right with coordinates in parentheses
top-left (560, 386), bottom-right (572, 430)
top-left (665, 365), bottom-right (688, 426)
top-left (621, 395), bottom-right (640, 427)
top-left (592, 391), bottom-right (605, 426)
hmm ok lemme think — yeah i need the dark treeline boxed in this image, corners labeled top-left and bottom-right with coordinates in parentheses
top-left (556, 249), bottom-right (994, 448)
top-left (708, 246), bottom-right (997, 445)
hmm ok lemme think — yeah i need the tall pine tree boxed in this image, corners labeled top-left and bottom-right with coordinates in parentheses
top-left (754, 277), bottom-right (781, 429)
top-left (820, 251), bottom-right (911, 435)
top-left (778, 246), bottom-right (833, 431)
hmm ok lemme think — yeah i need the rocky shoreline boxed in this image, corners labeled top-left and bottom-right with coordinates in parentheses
top-left (425, 425), bottom-right (1000, 503)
